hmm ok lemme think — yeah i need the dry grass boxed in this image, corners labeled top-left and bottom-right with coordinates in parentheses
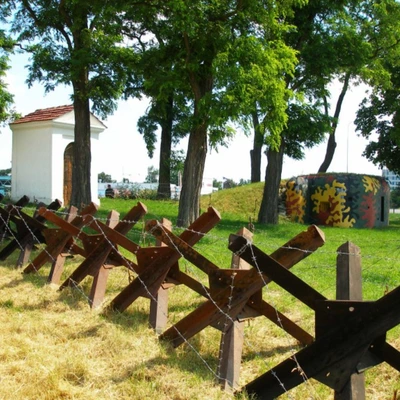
top-left (1, 258), bottom-right (400, 400)
top-left (1, 193), bottom-right (400, 399)
top-left (0, 263), bottom-right (239, 400)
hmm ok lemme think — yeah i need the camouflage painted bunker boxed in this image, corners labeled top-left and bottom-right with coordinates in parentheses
top-left (285, 173), bottom-right (390, 228)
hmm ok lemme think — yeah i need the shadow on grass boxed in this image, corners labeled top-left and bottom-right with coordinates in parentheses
top-left (102, 305), bottom-right (152, 331)
top-left (109, 333), bottom-right (298, 392)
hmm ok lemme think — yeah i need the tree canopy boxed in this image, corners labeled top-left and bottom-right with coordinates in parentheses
top-left (355, 64), bottom-right (400, 175)
top-left (7, 0), bottom-right (139, 207)
top-left (0, 23), bottom-right (17, 126)
top-left (137, 0), bottom-right (301, 226)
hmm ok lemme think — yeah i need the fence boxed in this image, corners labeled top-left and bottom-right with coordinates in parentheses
top-left (1, 196), bottom-right (400, 399)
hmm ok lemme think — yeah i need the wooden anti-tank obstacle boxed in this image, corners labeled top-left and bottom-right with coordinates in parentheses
top-left (104, 208), bottom-right (324, 389)
top-left (57, 202), bottom-right (147, 308)
top-left (227, 236), bottom-right (400, 399)
top-left (0, 198), bottom-right (62, 267)
top-left (148, 223), bottom-right (324, 389)
top-left (0, 195), bottom-right (30, 240)
top-left (109, 207), bottom-right (222, 318)
top-left (4, 201), bottom-right (400, 398)
top-left (23, 202), bottom-right (99, 283)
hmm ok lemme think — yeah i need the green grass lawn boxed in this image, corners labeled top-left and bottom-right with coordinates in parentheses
top-left (0, 191), bottom-right (400, 399)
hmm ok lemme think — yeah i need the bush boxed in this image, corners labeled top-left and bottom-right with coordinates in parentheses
top-left (115, 184), bottom-right (158, 200)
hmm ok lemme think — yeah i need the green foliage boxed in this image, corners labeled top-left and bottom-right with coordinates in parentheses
top-left (212, 179), bottom-right (222, 190)
top-left (11, 1), bottom-right (138, 118)
top-left (356, 63), bottom-right (400, 174)
top-left (145, 166), bottom-right (158, 183)
top-left (97, 171), bottom-right (113, 183)
top-left (284, 101), bottom-right (332, 159)
top-left (0, 27), bottom-right (16, 125)
top-left (170, 150), bottom-right (185, 186)
top-left (0, 168), bottom-right (11, 176)
top-left (391, 187), bottom-right (400, 210)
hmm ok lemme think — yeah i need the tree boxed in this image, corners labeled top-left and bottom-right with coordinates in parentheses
top-left (258, 102), bottom-right (330, 223)
top-left (145, 165), bottom-right (158, 183)
top-left (145, 0), bottom-right (299, 227)
top-left (97, 172), bottom-right (113, 183)
top-left (355, 64), bottom-right (400, 175)
top-left (255, 0), bottom-right (400, 224)
top-left (256, 0), bottom-right (349, 224)
top-left (137, 96), bottom-right (190, 199)
top-left (0, 168), bottom-right (11, 176)
top-left (318, 0), bottom-right (400, 172)
top-left (0, 22), bottom-right (17, 126)
top-left (127, 4), bottom-right (192, 201)
top-left (390, 187), bottom-right (400, 211)
top-left (9, 0), bottom-right (138, 208)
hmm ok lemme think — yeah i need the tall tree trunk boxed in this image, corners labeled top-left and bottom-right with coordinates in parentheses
top-left (157, 95), bottom-right (174, 200)
top-left (177, 56), bottom-right (213, 227)
top-left (177, 124), bottom-right (208, 227)
top-left (71, 78), bottom-right (91, 209)
top-left (318, 72), bottom-right (351, 173)
top-left (250, 110), bottom-right (263, 183)
top-left (258, 141), bottom-right (285, 224)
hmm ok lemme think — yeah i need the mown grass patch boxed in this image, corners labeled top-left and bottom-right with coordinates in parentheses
top-left (0, 186), bottom-right (399, 399)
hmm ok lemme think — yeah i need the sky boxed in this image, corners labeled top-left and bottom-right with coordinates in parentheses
top-left (0, 52), bottom-right (382, 183)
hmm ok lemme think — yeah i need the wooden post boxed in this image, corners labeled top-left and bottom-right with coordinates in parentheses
top-left (335, 241), bottom-right (365, 400)
top-left (218, 227), bottom-right (253, 392)
top-left (88, 210), bottom-right (120, 309)
top-left (149, 218), bottom-right (172, 333)
top-left (47, 206), bottom-right (78, 284)
top-left (15, 203), bottom-right (45, 268)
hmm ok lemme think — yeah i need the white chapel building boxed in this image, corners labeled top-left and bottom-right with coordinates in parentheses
top-left (9, 105), bottom-right (106, 206)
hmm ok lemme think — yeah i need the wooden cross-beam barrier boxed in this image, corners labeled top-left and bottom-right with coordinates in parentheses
top-left (228, 238), bottom-right (400, 399)
top-left (158, 225), bottom-right (325, 348)
top-left (0, 199), bottom-right (62, 265)
top-left (23, 202), bottom-right (98, 283)
top-left (22, 204), bottom-right (127, 305)
top-left (109, 206), bottom-right (222, 313)
top-left (0, 195), bottom-right (30, 238)
top-left (58, 202), bottom-right (147, 308)
top-left (239, 284), bottom-right (400, 399)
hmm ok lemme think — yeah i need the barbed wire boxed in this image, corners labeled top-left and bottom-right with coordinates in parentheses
top-left (0, 201), bottom-right (399, 398)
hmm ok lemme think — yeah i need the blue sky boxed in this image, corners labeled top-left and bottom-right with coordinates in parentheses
top-left (0, 52), bottom-right (381, 183)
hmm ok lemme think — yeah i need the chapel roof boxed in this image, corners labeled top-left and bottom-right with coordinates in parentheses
top-left (11, 105), bottom-right (75, 125)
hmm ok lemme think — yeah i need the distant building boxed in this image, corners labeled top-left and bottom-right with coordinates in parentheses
top-left (382, 168), bottom-right (400, 189)
top-left (10, 105), bottom-right (105, 206)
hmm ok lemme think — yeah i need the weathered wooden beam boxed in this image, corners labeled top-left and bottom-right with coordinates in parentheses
top-left (59, 202), bottom-right (146, 290)
top-left (23, 202), bottom-right (98, 275)
top-left (109, 207), bottom-right (221, 313)
top-left (218, 227), bottom-right (253, 392)
top-left (59, 210), bottom-right (121, 289)
top-left (228, 234), bottom-right (327, 310)
top-left (241, 284), bottom-right (400, 398)
top-left (334, 242), bottom-right (365, 400)
top-left (145, 220), bottom-right (220, 275)
top-left (246, 300), bottom-right (314, 345)
top-left (369, 340), bottom-right (400, 371)
top-left (149, 218), bottom-right (172, 333)
top-left (110, 246), bottom-right (176, 312)
top-left (160, 226), bottom-right (325, 347)
top-left (84, 214), bottom-right (141, 255)
top-left (0, 195), bottom-right (30, 237)
top-left (0, 199), bottom-right (62, 262)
